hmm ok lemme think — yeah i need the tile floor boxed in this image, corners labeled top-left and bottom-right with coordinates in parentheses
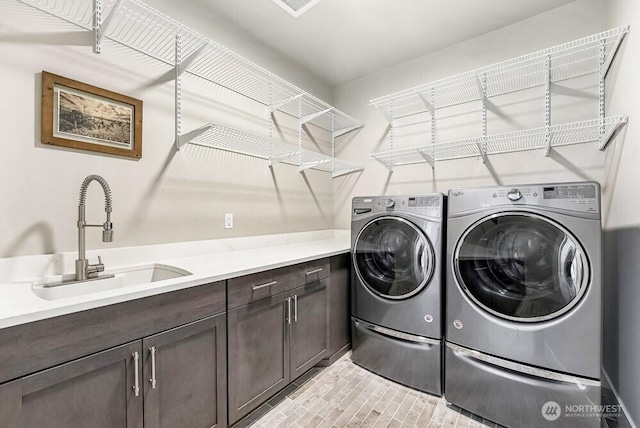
top-left (239, 352), bottom-right (502, 428)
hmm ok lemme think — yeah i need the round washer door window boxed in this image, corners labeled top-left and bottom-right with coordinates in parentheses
top-left (354, 216), bottom-right (435, 300)
top-left (454, 213), bottom-right (589, 322)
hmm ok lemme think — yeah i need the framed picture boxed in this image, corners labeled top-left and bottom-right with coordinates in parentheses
top-left (41, 71), bottom-right (142, 158)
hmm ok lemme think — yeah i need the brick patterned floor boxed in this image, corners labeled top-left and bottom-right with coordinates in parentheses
top-left (240, 352), bottom-right (500, 428)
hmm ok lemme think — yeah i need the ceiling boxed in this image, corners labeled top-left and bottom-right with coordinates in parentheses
top-left (197, 0), bottom-right (575, 87)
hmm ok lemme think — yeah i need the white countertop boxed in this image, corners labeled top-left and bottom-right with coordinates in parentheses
top-left (0, 230), bottom-right (350, 329)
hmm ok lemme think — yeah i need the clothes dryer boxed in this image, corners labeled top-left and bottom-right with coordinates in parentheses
top-left (445, 182), bottom-right (602, 427)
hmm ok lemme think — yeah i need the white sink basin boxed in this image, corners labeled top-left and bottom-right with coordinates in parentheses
top-left (31, 264), bottom-right (192, 301)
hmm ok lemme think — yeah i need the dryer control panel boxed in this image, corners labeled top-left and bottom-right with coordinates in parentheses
top-left (448, 182), bottom-right (600, 216)
top-left (352, 195), bottom-right (443, 219)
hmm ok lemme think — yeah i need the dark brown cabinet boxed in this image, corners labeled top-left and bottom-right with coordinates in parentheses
top-left (290, 279), bottom-right (330, 380)
top-left (0, 282), bottom-right (227, 428)
top-left (0, 341), bottom-right (143, 428)
top-left (227, 278), bottom-right (330, 425)
top-left (143, 314), bottom-right (227, 428)
top-left (320, 253), bottom-right (351, 365)
top-left (0, 311), bottom-right (227, 428)
top-left (227, 293), bottom-right (291, 424)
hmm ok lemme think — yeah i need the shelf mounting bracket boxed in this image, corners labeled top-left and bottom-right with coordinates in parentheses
top-left (371, 156), bottom-right (394, 172)
top-left (333, 167), bottom-right (363, 179)
top-left (300, 158), bottom-right (333, 171)
top-left (602, 28), bottom-right (628, 79)
top-left (301, 108), bottom-right (333, 125)
top-left (94, 0), bottom-right (123, 54)
top-left (416, 90), bottom-right (434, 114)
top-left (176, 44), bottom-right (208, 77)
top-left (269, 93), bottom-right (303, 113)
top-left (177, 124), bottom-right (213, 149)
top-left (600, 116), bottom-right (627, 150)
top-left (269, 150), bottom-right (302, 166)
top-left (378, 107), bottom-right (394, 125)
top-left (418, 149), bottom-right (435, 169)
top-left (334, 124), bottom-right (363, 139)
top-left (476, 140), bottom-right (488, 164)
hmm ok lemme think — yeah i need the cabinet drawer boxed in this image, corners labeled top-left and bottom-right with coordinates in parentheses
top-left (290, 258), bottom-right (330, 287)
top-left (228, 267), bottom-right (290, 310)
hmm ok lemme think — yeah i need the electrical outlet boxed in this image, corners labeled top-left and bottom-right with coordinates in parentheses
top-left (225, 213), bottom-right (233, 229)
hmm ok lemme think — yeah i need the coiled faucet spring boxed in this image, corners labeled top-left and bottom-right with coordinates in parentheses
top-left (75, 175), bottom-right (114, 281)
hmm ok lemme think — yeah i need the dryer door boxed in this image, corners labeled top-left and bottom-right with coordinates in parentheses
top-left (354, 216), bottom-right (435, 300)
top-left (454, 213), bottom-right (589, 322)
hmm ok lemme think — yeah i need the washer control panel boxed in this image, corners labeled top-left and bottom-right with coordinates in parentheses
top-left (352, 195), bottom-right (443, 218)
top-left (448, 183), bottom-right (600, 215)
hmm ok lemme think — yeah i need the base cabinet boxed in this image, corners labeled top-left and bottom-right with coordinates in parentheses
top-left (0, 341), bottom-right (143, 428)
top-left (228, 278), bottom-right (329, 425)
top-left (143, 314), bottom-right (227, 428)
top-left (227, 293), bottom-right (291, 425)
top-left (290, 280), bottom-right (329, 380)
top-left (0, 314), bottom-right (227, 428)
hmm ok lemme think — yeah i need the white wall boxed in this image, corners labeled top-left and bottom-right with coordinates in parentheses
top-left (0, 0), bottom-right (334, 258)
top-left (603, 0), bottom-right (640, 426)
top-left (331, 0), bottom-right (607, 230)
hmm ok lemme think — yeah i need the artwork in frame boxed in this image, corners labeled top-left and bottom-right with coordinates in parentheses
top-left (41, 71), bottom-right (143, 158)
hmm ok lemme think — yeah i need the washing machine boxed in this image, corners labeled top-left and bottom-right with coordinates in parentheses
top-left (445, 182), bottom-right (602, 427)
top-left (351, 194), bottom-right (444, 395)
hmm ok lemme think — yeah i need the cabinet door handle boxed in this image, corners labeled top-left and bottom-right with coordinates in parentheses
top-left (286, 297), bottom-right (291, 324)
top-left (306, 268), bottom-right (323, 275)
top-left (149, 346), bottom-right (157, 389)
top-left (132, 351), bottom-right (140, 397)
top-left (253, 280), bottom-right (277, 291)
top-left (293, 294), bottom-right (298, 322)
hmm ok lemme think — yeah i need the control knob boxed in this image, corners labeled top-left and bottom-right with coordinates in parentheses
top-left (385, 199), bottom-right (395, 209)
top-left (507, 188), bottom-right (523, 201)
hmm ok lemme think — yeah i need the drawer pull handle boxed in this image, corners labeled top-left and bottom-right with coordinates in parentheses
top-left (149, 346), bottom-right (157, 389)
top-left (132, 352), bottom-right (140, 397)
top-left (253, 280), bottom-right (277, 291)
top-left (306, 268), bottom-right (323, 275)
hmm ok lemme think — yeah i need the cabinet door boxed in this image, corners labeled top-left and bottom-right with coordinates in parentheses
top-left (228, 293), bottom-right (290, 425)
top-left (290, 278), bottom-right (329, 381)
top-left (143, 314), bottom-right (227, 428)
top-left (328, 254), bottom-right (351, 356)
top-left (0, 341), bottom-right (143, 428)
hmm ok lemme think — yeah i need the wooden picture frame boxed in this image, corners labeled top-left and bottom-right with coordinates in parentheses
top-left (41, 71), bottom-right (143, 158)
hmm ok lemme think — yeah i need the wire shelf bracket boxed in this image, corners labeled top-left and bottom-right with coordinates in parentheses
top-left (94, 0), bottom-right (123, 53)
top-left (269, 94), bottom-right (303, 114)
top-left (334, 124), bottom-right (363, 139)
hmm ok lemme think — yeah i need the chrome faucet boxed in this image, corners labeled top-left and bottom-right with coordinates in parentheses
top-left (75, 175), bottom-right (114, 281)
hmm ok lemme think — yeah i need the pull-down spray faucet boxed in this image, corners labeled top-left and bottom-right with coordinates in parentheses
top-left (75, 175), bottom-right (114, 281)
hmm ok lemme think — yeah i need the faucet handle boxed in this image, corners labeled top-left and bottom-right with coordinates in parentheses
top-left (86, 256), bottom-right (105, 278)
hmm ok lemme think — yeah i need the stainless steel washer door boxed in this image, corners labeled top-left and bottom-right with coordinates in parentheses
top-left (454, 213), bottom-right (590, 322)
top-left (354, 216), bottom-right (435, 300)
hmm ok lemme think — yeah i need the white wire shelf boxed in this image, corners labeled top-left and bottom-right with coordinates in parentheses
top-left (370, 26), bottom-right (629, 121)
top-left (185, 124), bottom-right (363, 178)
top-left (370, 116), bottom-right (628, 170)
top-left (17, 0), bottom-right (363, 134)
